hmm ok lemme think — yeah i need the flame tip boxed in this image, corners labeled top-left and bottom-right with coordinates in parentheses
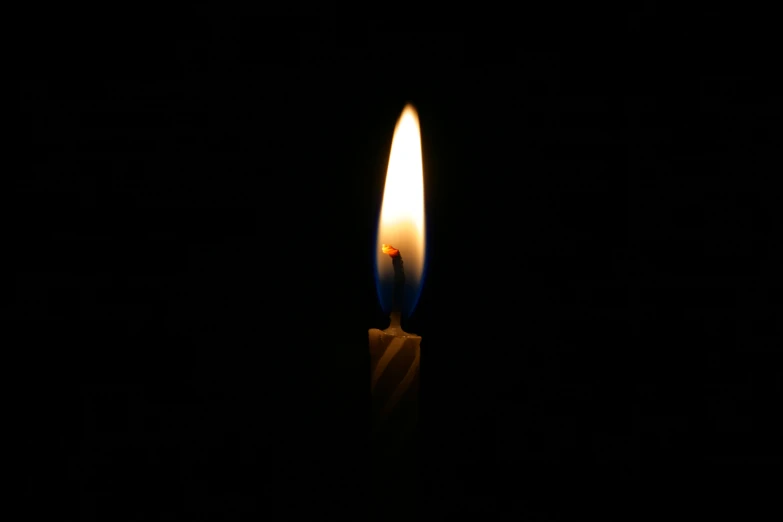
top-left (397, 103), bottom-right (419, 122)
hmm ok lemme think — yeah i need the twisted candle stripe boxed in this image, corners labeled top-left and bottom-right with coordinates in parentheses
top-left (370, 333), bottom-right (420, 431)
top-left (371, 336), bottom-right (406, 392)
top-left (377, 345), bottom-right (420, 420)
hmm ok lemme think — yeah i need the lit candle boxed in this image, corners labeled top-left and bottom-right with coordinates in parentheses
top-left (369, 104), bottom-right (426, 451)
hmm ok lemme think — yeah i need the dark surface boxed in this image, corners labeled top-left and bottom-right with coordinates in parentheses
top-left (15, 13), bottom-right (781, 520)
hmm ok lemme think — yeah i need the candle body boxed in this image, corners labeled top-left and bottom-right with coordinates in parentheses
top-left (368, 314), bottom-right (421, 516)
top-left (369, 315), bottom-right (421, 440)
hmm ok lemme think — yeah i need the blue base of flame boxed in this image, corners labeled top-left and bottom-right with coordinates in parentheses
top-left (373, 278), bottom-right (423, 319)
top-left (373, 224), bottom-right (428, 320)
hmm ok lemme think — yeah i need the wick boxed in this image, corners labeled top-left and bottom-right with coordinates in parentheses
top-left (382, 244), bottom-right (405, 317)
top-left (389, 311), bottom-right (401, 330)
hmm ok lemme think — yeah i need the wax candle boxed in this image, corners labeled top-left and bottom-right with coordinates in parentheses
top-left (369, 104), bottom-right (426, 491)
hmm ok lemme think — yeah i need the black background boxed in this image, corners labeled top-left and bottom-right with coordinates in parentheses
top-left (15, 12), bottom-right (781, 521)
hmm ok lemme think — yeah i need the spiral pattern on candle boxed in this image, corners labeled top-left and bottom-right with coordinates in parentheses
top-left (378, 344), bottom-right (419, 420)
top-left (369, 329), bottom-right (420, 433)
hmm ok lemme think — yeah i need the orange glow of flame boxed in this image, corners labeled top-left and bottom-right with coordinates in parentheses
top-left (381, 244), bottom-right (400, 257)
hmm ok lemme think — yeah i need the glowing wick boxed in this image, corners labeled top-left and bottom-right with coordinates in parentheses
top-left (382, 244), bottom-right (400, 257)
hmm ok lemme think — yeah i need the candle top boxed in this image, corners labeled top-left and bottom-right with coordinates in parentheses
top-left (380, 311), bottom-right (420, 338)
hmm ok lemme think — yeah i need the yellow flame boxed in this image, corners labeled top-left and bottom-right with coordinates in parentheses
top-left (376, 104), bottom-right (425, 284)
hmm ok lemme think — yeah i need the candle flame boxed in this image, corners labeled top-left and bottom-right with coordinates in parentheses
top-left (375, 104), bottom-right (426, 317)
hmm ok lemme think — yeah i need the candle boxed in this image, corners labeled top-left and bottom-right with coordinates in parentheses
top-left (369, 104), bottom-right (426, 497)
